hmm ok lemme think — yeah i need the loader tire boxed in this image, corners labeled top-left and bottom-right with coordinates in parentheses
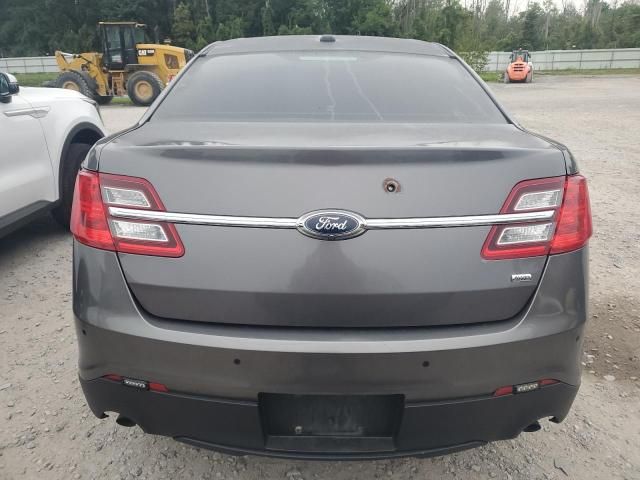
top-left (126, 71), bottom-right (164, 106)
top-left (56, 71), bottom-right (93, 98)
top-left (503, 72), bottom-right (510, 83)
top-left (95, 95), bottom-right (113, 105)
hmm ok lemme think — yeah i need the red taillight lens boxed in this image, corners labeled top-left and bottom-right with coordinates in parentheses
top-left (70, 170), bottom-right (116, 251)
top-left (482, 175), bottom-right (591, 260)
top-left (550, 175), bottom-right (592, 254)
top-left (70, 170), bottom-right (184, 258)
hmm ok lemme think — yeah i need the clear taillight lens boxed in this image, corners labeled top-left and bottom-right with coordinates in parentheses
top-left (482, 175), bottom-right (592, 260)
top-left (109, 220), bottom-right (169, 242)
top-left (70, 171), bottom-right (184, 257)
top-left (102, 187), bottom-right (151, 208)
top-left (513, 189), bottom-right (561, 211)
top-left (497, 223), bottom-right (554, 245)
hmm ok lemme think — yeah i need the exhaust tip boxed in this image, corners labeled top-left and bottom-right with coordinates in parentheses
top-left (523, 421), bottom-right (542, 433)
top-left (116, 415), bottom-right (136, 428)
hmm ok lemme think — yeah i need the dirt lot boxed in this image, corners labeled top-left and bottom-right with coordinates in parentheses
top-left (1, 74), bottom-right (639, 479)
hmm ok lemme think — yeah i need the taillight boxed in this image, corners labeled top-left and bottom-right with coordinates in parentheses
top-left (550, 175), bottom-right (592, 254)
top-left (482, 175), bottom-right (591, 260)
top-left (70, 170), bottom-right (184, 257)
top-left (70, 171), bottom-right (116, 251)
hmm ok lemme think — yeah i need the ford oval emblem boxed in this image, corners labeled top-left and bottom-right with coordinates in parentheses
top-left (297, 210), bottom-right (366, 240)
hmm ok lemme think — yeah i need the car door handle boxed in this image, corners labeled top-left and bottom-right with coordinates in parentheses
top-left (4, 106), bottom-right (51, 119)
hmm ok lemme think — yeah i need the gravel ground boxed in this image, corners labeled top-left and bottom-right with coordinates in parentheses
top-left (1, 74), bottom-right (639, 480)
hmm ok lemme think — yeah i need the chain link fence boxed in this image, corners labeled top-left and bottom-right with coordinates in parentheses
top-left (485, 48), bottom-right (640, 72)
top-left (1, 48), bottom-right (640, 74)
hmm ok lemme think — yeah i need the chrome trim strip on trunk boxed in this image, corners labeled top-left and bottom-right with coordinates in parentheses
top-left (365, 211), bottom-right (554, 229)
top-left (108, 207), bottom-right (555, 230)
top-left (109, 207), bottom-right (298, 228)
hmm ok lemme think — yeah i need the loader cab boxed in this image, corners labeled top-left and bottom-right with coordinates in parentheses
top-left (510, 50), bottom-right (530, 63)
top-left (100, 22), bottom-right (147, 70)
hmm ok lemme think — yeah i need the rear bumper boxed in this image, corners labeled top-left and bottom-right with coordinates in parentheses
top-left (73, 242), bottom-right (588, 457)
top-left (81, 376), bottom-right (577, 460)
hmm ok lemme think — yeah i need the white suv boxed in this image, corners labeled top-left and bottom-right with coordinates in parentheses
top-left (0, 72), bottom-right (106, 236)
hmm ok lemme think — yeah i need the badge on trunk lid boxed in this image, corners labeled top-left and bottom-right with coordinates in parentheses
top-left (297, 210), bottom-right (366, 240)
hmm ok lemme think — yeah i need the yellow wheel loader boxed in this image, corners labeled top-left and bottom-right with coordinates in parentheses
top-left (55, 22), bottom-right (194, 106)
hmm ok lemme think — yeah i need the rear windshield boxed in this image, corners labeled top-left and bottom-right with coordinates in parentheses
top-left (152, 51), bottom-right (506, 124)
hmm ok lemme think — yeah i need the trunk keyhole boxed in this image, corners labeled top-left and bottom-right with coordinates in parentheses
top-left (383, 178), bottom-right (400, 193)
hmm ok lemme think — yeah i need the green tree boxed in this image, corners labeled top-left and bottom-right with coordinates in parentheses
top-left (2, 0), bottom-right (640, 59)
top-left (354, 1), bottom-right (397, 36)
top-left (262, 0), bottom-right (277, 36)
top-left (215, 17), bottom-right (245, 40)
top-left (172, 2), bottom-right (197, 49)
top-left (438, 0), bottom-right (471, 48)
top-left (194, 18), bottom-right (214, 50)
top-left (520, 3), bottom-right (545, 50)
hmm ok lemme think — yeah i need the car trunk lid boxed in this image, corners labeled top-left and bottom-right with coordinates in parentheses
top-left (97, 122), bottom-right (567, 328)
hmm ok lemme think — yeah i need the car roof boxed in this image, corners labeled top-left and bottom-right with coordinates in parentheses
top-left (203, 35), bottom-right (451, 58)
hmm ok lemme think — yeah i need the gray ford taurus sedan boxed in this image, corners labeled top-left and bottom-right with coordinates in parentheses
top-left (71, 35), bottom-right (592, 459)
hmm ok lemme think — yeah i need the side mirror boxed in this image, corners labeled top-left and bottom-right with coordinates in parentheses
top-left (0, 72), bottom-right (20, 103)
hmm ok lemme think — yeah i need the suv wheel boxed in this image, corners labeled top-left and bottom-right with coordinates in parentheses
top-left (52, 143), bottom-right (92, 228)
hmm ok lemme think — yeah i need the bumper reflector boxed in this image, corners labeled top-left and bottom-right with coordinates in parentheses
top-left (123, 378), bottom-right (148, 389)
top-left (493, 386), bottom-right (514, 397)
top-left (515, 382), bottom-right (540, 394)
top-left (493, 379), bottom-right (559, 397)
top-left (102, 374), bottom-right (169, 393)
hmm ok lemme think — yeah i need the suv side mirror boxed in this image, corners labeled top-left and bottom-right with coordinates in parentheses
top-left (0, 72), bottom-right (20, 103)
